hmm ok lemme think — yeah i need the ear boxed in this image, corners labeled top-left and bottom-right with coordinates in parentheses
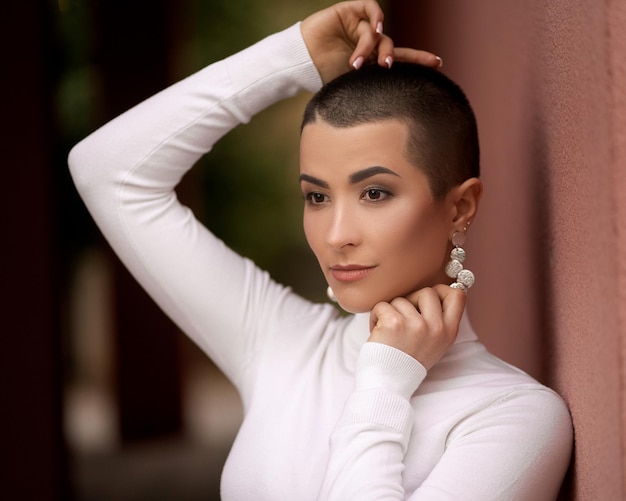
top-left (447, 178), bottom-right (482, 231)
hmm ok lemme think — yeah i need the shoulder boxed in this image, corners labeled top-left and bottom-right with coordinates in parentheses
top-left (419, 339), bottom-right (572, 431)
top-left (428, 338), bottom-right (550, 391)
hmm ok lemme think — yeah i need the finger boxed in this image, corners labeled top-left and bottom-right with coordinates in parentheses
top-left (359, 0), bottom-right (385, 34)
top-left (393, 47), bottom-right (443, 68)
top-left (350, 18), bottom-right (380, 69)
top-left (369, 300), bottom-right (425, 358)
top-left (370, 297), bottom-right (422, 334)
top-left (407, 288), bottom-right (447, 335)
top-left (369, 301), bottom-right (398, 333)
top-left (338, 0), bottom-right (385, 34)
top-left (433, 284), bottom-right (466, 334)
top-left (389, 296), bottom-right (422, 319)
top-left (376, 34), bottom-right (395, 68)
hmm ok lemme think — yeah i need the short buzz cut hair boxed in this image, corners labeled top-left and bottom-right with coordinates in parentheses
top-left (301, 63), bottom-right (480, 200)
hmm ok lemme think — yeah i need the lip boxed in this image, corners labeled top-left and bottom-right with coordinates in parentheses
top-left (330, 265), bottom-right (376, 282)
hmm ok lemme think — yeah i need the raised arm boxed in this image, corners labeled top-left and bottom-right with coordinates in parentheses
top-left (68, 22), bottom-right (323, 391)
top-left (67, 0), bottom-right (436, 396)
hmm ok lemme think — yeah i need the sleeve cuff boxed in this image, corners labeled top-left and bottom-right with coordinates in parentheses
top-left (355, 342), bottom-right (427, 400)
top-left (224, 22), bottom-right (323, 120)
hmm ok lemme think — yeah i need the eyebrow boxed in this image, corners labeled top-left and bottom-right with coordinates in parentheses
top-left (299, 166), bottom-right (400, 188)
top-left (298, 173), bottom-right (329, 189)
top-left (349, 166), bottom-right (400, 184)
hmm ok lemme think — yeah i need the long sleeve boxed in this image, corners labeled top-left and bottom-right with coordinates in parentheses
top-left (318, 342), bottom-right (427, 500)
top-left (68, 23), bottom-right (322, 396)
top-left (405, 388), bottom-right (573, 501)
top-left (318, 340), bottom-right (572, 501)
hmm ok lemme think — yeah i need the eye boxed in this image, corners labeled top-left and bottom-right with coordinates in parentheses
top-left (304, 192), bottom-right (329, 205)
top-left (361, 188), bottom-right (391, 202)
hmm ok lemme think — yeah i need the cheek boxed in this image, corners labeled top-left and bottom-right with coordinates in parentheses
top-left (302, 213), bottom-right (321, 256)
top-left (391, 209), bottom-right (449, 267)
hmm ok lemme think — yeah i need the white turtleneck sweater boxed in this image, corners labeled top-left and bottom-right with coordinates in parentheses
top-left (69, 22), bottom-right (573, 500)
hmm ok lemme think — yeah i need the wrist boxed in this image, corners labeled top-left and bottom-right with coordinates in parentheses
top-left (355, 342), bottom-right (427, 400)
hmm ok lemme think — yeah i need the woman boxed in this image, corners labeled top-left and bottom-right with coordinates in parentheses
top-left (69, 1), bottom-right (573, 499)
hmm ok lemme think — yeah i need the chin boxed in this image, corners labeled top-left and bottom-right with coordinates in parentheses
top-left (336, 300), bottom-right (370, 314)
top-left (333, 290), bottom-right (385, 314)
top-left (333, 279), bottom-right (440, 313)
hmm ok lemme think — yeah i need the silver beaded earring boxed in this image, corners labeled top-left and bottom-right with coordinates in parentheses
top-left (327, 286), bottom-right (337, 302)
top-left (445, 229), bottom-right (475, 292)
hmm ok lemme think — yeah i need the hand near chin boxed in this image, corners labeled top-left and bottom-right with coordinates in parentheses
top-left (368, 285), bottom-right (466, 371)
top-left (300, 0), bottom-right (441, 84)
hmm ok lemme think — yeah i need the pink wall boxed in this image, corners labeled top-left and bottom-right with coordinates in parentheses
top-left (392, 0), bottom-right (626, 498)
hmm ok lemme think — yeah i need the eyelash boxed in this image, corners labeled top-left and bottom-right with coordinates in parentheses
top-left (303, 187), bottom-right (393, 206)
top-left (303, 192), bottom-right (328, 205)
top-left (361, 187), bottom-right (392, 202)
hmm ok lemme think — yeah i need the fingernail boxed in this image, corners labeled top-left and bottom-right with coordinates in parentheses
top-left (376, 21), bottom-right (383, 34)
top-left (436, 56), bottom-right (443, 68)
top-left (352, 56), bottom-right (364, 70)
top-left (385, 55), bottom-right (393, 68)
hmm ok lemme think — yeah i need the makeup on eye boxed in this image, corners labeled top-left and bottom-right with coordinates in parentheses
top-left (360, 187), bottom-right (393, 202)
top-left (299, 165), bottom-right (400, 205)
top-left (299, 165), bottom-right (401, 188)
top-left (303, 191), bottom-right (329, 205)
top-left (302, 185), bottom-right (393, 206)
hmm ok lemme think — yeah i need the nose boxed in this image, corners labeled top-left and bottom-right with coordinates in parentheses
top-left (326, 203), bottom-right (361, 250)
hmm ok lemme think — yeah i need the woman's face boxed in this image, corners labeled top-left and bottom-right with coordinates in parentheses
top-left (299, 119), bottom-right (457, 313)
